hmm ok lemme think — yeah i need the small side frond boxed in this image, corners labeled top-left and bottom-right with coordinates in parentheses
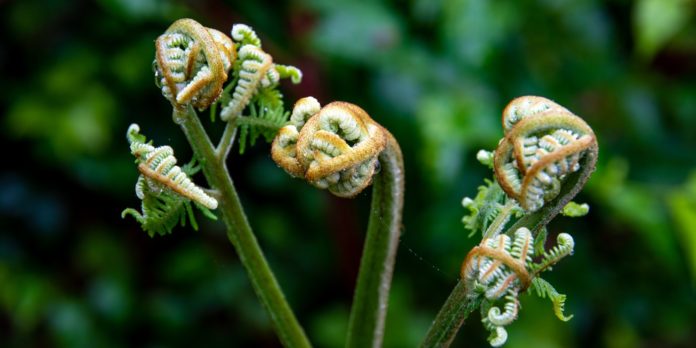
top-left (461, 179), bottom-right (507, 237)
top-left (561, 201), bottom-right (590, 217)
top-left (529, 277), bottom-right (573, 321)
top-left (531, 233), bottom-right (575, 274)
top-left (237, 88), bottom-right (290, 154)
top-left (275, 64), bottom-right (303, 84)
top-left (231, 24), bottom-right (261, 47)
top-left (123, 124), bottom-right (217, 237)
top-left (123, 182), bottom-right (194, 237)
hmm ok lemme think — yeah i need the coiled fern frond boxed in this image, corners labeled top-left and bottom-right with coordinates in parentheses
top-left (271, 97), bottom-right (392, 197)
top-left (122, 124), bottom-right (217, 237)
top-left (493, 96), bottom-right (598, 212)
top-left (154, 18), bottom-right (234, 110)
top-left (462, 227), bottom-right (575, 347)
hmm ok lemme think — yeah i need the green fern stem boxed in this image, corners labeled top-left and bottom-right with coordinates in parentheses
top-left (482, 199), bottom-right (518, 240)
top-left (422, 281), bottom-right (483, 347)
top-left (215, 121), bottom-right (237, 161)
top-left (346, 132), bottom-right (405, 348)
top-left (173, 105), bottom-right (311, 348)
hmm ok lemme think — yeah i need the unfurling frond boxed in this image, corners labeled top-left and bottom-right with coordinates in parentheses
top-left (237, 93), bottom-right (289, 154)
top-left (493, 96), bottom-right (598, 212)
top-left (461, 227), bottom-right (574, 347)
top-left (221, 45), bottom-right (273, 121)
top-left (218, 24), bottom-right (302, 122)
top-left (461, 179), bottom-right (522, 238)
top-left (154, 18), bottom-right (234, 110)
top-left (529, 277), bottom-right (573, 321)
top-left (275, 64), bottom-right (303, 84)
top-left (271, 98), bottom-right (391, 198)
top-left (123, 124), bottom-right (217, 236)
top-left (530, 233), bottom-right (575, 275)
top-left (561, 201), bottom-right (590, 217)
top-left (231, 24), bottom-right (261, 47)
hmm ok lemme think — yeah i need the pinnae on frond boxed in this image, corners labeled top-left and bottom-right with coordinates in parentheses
top-left (530, 232), bottom-right (575, 275)
top-left (271, 98), bottom-right (390, 197)
top-left (231, 24), bottom-right (261, 47)
top-left (219, 24), bottom-right (303, 122)
top-left (127, 124), bottom-right (217, 209)
top-left (154, 18), bottom-right (234, 110)
top-left (220, 45), bottom-right (273, 121)
top-left (493, 96), bottom-right (597, 212)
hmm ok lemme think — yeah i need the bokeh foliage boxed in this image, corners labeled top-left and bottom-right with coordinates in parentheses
top-left (1, 0), bottom-right (695, 347)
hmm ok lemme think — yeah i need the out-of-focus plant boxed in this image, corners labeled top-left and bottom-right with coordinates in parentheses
top-left (423, 96), bottom-right (598, 347)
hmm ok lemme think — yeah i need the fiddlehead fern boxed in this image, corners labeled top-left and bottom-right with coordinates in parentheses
top-left (140, 19), bottom-right (312, 347)
top-left (423, 96), bottom-right (597, 348)
top-left (493, 96), bottom-right (598, 212)
top-left (273, 98), bottom-right (404, 347)
top-left (154, 18), bottom-right (234, 110)
top-left (122, 124), bottom-right (217, 236)
top-left (461, 227), bottom-right (575, 347)
top-left (272, 98), bottom-right (388, 197)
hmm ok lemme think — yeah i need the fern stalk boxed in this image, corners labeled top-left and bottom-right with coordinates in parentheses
top-left (215, 121), bottom-right (237, 160)
top-left (346, 132), bottom-right (405, 348)
top-left (422, 281), bottom-right (483, 347)
top-left (173, 105), bottom-right (311, 348)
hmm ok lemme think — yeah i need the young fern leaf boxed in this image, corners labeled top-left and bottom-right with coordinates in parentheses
top-left (221, 45), bottom-right (273, 121)
top-left (461, 228), bottom-right (575, 346)
top-left (231, 24), bottom-right (262, 47)
top-left (561, 201), bottom-right (590, 217)
top-left (529, 277), bottom-right (573, 321)
top-left (122, 124), bottom-right (217, 237)
top-left (530, 232), bottom-right (575, 275)
top-left (493, 96), bottom-right (598, 212)
top-left (461, 179), bottom-right (506, 237)
top-left (271, 98), bottom-right (390, 197)
top-left (237, 100), bottom-right (289, 154)
top-left (219, 24), bottom-right (302, 122)
top-left (154, 19), bottom-right (234, 110)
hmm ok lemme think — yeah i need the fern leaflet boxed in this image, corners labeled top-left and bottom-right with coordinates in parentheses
top-left (529, 277), bottom-right (573, 321)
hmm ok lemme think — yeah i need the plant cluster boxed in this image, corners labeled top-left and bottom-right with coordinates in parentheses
top-left (123, 19), bottom-right (597, 348)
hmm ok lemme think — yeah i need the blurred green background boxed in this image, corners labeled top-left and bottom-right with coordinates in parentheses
top-left (2, 0), bottom-right (696, 347)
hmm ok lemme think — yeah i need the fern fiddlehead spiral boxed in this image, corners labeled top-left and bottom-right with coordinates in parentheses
top-left (271, 97), bottom-right (388, 197)
top-left (423, 96), bottom-right (597, 348)
top-left (273, 98), bottom-right (404, 347)
top-left (493, 96), bottom-right (598, 212)
top-left (154, 18), bottom-right (234, 110)
top-left (461, 228), bottom-right (574, 347)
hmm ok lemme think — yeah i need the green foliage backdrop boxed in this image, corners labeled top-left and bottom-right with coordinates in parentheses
top-left (1, 0), bottom-right (695, 347)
